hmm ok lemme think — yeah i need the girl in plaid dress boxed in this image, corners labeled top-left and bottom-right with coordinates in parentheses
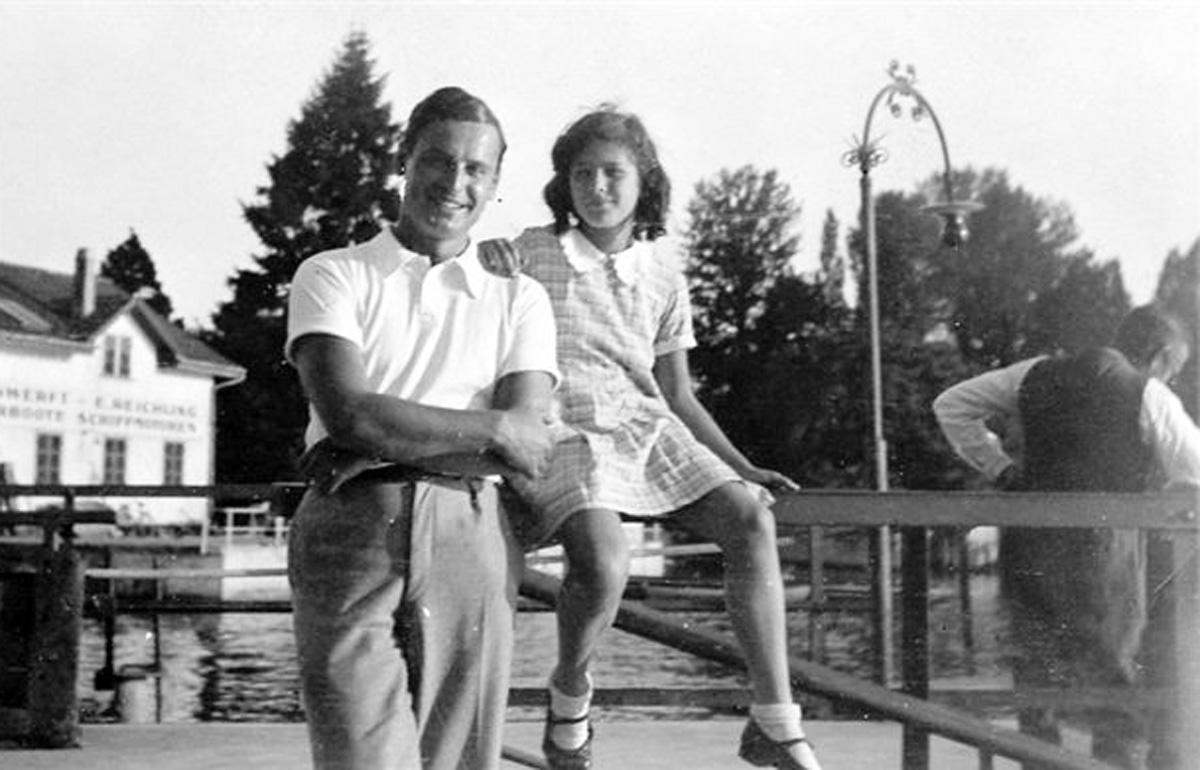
top-left (510, 108), bottom-right (822, 770)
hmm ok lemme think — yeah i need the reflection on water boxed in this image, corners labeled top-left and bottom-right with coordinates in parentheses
top-left (77, 575), bottom-right (1010, 724)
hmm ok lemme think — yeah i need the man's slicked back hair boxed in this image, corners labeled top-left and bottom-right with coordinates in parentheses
top-left (397, 86), bottom-right (507, 173)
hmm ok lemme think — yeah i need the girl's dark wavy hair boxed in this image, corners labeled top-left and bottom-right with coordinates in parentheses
top-left (543, 107), bottom-right (670, 241)
top-left (397, 86), bottom-right (507, 174)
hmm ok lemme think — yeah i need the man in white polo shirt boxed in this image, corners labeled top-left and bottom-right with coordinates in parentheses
top-left (285, 86), bottom-right (560, 770)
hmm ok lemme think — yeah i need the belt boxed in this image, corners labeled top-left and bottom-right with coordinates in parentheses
top-left (354, 463), bottom-right (450, 485)
top-left (351, 463), bottom-right (492, 514)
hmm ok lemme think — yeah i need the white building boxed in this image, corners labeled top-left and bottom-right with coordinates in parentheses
top-left (0, 250), bottom-right (245, 527)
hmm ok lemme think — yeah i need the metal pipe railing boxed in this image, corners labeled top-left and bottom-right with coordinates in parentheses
top-left (3, 483), bottom-right (1196, 769)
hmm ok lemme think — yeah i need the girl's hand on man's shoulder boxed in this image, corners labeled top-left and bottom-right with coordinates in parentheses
top-left (478, 238), bottom-right (526, 277)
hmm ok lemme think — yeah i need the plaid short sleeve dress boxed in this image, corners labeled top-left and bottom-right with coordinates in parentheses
top-left (512, 225), bottom-right (741, 544)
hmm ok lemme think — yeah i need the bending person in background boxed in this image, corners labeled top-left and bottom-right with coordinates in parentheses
top-left (286, 86), bottom-right (560, 770)
top-left (933, 303), bottom-right (1199, 770)
top-left (490, 107), bottom-right (822, 770)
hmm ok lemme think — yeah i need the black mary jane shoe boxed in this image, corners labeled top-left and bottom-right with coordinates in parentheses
top-left (542, 710), bottom-right (594, 770)
top-left (738, 718), bottom-right (821, 770)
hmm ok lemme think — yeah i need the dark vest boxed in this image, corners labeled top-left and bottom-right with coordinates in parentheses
top-left (1003, 348), bottom-right (1153, 686)
top-left (1018, 347), bottom-right (1153, 492)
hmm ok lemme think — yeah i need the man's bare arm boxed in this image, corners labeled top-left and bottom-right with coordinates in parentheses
top-left (292, 333), bottom-right (556, 482)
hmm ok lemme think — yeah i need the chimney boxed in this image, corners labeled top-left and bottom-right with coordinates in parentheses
top-left (74, 247), bottom-right (96, 317)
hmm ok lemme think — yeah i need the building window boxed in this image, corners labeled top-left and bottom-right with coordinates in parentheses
top-left (163, 442), bottom-right (184, 486)
top-left (102, 336), bottom-right (132, 377)
top-left (35, 434), bottom-right (62, 484)
top-left (103, 438), bottom-right (126, 485)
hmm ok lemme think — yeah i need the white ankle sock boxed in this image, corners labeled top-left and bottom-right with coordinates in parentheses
top-left (750, 702), bottom-right (805, 743)
top-left (549, 675), bottom-right (593, 750)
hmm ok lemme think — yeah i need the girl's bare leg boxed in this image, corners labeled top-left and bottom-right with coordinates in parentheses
top-left (676, 484), bottom-right (822, 769)
top-left (550, 508), bottom-right (631, 695)
top-left (675, 484), bottom-right (791, 703)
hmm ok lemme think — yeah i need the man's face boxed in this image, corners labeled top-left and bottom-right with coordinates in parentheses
top-left (398, 119), bottom-right (502, 260)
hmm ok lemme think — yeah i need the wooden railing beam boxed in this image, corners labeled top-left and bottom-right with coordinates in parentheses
top-left (772, 489), bottom-right (1198, 530)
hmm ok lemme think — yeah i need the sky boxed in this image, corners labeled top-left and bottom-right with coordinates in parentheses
top-left (1, 1), bottom-right (1197, 328)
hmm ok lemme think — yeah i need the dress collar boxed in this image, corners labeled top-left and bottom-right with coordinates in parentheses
top-left (560, 228), bottom-right (647, 285)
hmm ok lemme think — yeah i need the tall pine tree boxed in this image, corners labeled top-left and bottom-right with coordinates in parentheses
top-left (206, 32), bottom-right (402, 483)
top-left (102, 229), bottom-right (175, 319)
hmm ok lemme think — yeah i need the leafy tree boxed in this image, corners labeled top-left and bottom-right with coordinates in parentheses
top-left (683, 166), bottom-right (802, 453)
top-left (925, 169), bottom-right (1089, 369)
top-left (205, 32), bottom-right (402, 483)
top-left (682, 166), bottom-right (868, 486)
top-left (686, 166), bottom-right (800, 357)
top-left (1155, 238), bottom-right (1199, 417)
top-left (843, 168), bottom-right (1133, 490)
top-left (926, 170), bottom-right (1130, 370)
top-left (1024, 251), bottom-right (1129, 356)
top-left (680, 163), bottom-right (1138, 493)
top-left (760, 273), bottom-right (867, 487)
top-left (102, 230), bottom-right (174, 319)
top-left (845, 190), bottom-right (975, 490)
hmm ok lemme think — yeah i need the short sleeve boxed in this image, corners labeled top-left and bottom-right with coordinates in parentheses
top-left (1141, 377), bottom-right (1200, 488)
top-left (500, 276), bottom-right (560, 386)
top-left (652, 241), bottom-right (697, 357)
top-left (285, 254), bottom-right (362, 364)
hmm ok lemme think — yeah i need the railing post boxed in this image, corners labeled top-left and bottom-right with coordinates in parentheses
top-left (869, 527), bottom-right (895, 685)
top-left (152, 555), bottom-right (163, 723)
top-left (956, 528), bottom-right (976, 674)
top-left (91, 562), bottom-right (117, 692)
top-left (900, 525), bottom-right (930, 770)
top-left (1144, 528), bottom-right (1200, 767)
top-left (1185, 527), bottom-right (1200, 767)
top-left (808, 526), bottom-right (826, 665)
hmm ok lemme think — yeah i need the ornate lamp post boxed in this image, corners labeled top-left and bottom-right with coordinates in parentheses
top-left (842, 62), bottom-right (983, 701)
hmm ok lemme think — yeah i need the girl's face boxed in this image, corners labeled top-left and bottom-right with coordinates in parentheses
top-left (568, 140), bottom-right (640, 243)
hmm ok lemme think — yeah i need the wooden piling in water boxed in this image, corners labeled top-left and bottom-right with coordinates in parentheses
top-left (0, 507), bottom-right (114, 748)
top-left (27, 530), bottom-right (85, 747)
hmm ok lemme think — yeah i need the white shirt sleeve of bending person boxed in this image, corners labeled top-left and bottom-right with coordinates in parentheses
top-left (1139, 378), bottom-right (1200, 488)
top-left (932, 357), bottom-right (1044, 480)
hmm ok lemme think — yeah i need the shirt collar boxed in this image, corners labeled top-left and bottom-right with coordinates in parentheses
top-left (384, 228), bottom-right (484, 297)
top-left (453, 242), bottom-right (486, 298)
top-left (560, 228), bottom-right (645, 285)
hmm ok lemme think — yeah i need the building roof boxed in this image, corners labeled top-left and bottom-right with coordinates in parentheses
top-left (0, 260), bottom-right (245, 383)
